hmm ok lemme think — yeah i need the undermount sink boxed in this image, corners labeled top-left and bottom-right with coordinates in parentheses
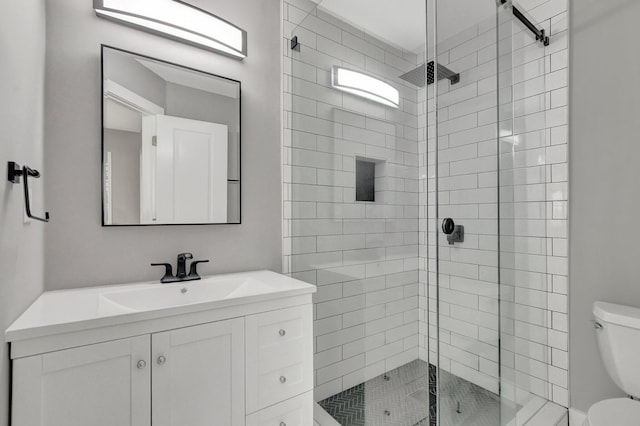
top-left (99, 275), bottom-right (276, 312)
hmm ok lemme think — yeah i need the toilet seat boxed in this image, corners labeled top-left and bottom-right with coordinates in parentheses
top-left (585, 398), bottom-right (640, 426)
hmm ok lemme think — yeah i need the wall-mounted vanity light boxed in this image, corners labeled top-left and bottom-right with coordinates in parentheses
top-left (331, 66), bottom-right (399, 108)
top-left (94, 0), bottom-right (247, 59)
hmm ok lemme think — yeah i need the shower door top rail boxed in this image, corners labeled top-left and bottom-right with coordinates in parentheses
top-left (500, 0), bottom-right (550, 46)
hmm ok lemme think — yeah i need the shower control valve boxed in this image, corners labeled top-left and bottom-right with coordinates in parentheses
top-left (442, 218), bottom-right (464, 245)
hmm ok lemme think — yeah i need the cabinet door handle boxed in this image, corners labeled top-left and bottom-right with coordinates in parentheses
top-left (279, 376), bottom-right (287, 383)
top-left (137, 360), bottom-right (147, 369)
top-left (279, 329), bottom-right (286, 336)
top-left (280, 422), bottom-right (287, 426)
top-left (157, 356), bottom-right (166, 365)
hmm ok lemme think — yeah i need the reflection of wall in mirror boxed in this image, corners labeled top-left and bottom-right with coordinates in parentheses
top-left (104, 129), bottom-right (142, 224)
top-left (104, 152), bottom-right (112, 225)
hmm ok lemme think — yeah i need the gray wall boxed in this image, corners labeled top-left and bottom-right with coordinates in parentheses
top-left (0, 1), bottom-right (46, 424)
top-left (570, 0), bottom-right (640, 411)
top-left (45, 0), bottom-right (282, 289)
top-left (104, 129), bottom-right (141, 224)
top-left (166, 82), bottom-right (239, 129)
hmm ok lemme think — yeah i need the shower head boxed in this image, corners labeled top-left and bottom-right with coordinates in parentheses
top-left (399, 61), bottom-right (460, 88)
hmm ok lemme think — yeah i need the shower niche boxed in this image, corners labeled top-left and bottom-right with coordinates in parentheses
top-left (355, 157), bottom-right (384, 203)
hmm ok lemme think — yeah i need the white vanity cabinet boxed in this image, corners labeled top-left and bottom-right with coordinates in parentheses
top-left (152, 318), bottom-right (245, 426)
top-left (12, 318), bottom-right (246, 426)
top-left (7, 272), bottom-right (315, 426)
top-left (12, 335), bottom-right (152, 426)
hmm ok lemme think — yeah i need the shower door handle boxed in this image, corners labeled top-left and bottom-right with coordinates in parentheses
top-left (442, 218), bottom-right (464, 245)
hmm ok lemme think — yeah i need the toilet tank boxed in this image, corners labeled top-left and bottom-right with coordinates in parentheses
top-left (594, 301), bottom-right (640, 398)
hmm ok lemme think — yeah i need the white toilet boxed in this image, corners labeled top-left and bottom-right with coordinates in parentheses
top-left (585, 302), bottom-right (640, 425)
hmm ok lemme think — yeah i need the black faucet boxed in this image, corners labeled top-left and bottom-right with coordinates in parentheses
top-left (151, 253), bottom-right (210, 283)
top-left (176, 253), bottom-right (193, 279)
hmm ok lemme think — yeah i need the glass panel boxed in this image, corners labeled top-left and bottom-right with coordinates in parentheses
top-left (497, 2), bottom-right (519, 424)
top-left (498, 2), bottom-right (551, 424)
top-left (429, 0), bottom-right (503, 425)
top-left (284, 0), bottom-right (428, 424)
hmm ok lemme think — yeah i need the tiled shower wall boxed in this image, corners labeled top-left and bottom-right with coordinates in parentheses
top-left (418, 0), bottom-right (569, 408)
top-left (282, 0), bottom-right (422, 401)
top-left (282, 0), bottom-right (569, 409)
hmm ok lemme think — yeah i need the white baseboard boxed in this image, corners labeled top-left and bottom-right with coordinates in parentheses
top-left (569, 407), bottom-right (587, 425)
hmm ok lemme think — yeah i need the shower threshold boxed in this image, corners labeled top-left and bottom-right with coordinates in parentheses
top-left (318, 359), bottom-right (502, 426)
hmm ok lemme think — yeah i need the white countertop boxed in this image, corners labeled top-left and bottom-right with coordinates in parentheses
top-left (6, 270), bottom-right (315, 343)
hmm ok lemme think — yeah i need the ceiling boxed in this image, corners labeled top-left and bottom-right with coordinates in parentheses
top-left (316, 0), bottom-right (497, 53)
top-left (136, 58), bottom-right (240, 99)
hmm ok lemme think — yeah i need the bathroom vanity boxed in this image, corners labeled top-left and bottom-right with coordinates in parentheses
top-left (6, 270), bottom-right (315, 426)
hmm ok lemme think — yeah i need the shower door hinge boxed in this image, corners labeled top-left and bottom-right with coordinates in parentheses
top-left (291, 36), bottom-right (300, 51)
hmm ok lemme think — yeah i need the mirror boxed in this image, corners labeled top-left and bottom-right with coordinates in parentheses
top-left (101, 45), bottom-right (240, 226)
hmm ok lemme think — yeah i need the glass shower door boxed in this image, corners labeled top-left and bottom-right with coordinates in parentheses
top-left (428, 0), bottom-right (558, 425)
top-left (427, 0), bottom-right (508, 425)
top-left (284, 0), bottom-right (562, 424)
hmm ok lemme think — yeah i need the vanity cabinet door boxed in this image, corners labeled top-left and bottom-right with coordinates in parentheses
top-left (151, 318), bottom-right (245, 426)
top-left (11, 335), bottom-right (151, 426)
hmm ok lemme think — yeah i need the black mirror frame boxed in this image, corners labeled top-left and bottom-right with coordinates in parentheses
top-left (100, 44), bottom-right (242, 227)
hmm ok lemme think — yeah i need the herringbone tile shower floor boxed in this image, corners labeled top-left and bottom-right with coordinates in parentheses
top-left (318, 360), bottom-right (502, 426)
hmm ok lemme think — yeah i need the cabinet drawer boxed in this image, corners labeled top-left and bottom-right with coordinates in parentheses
top-left (246, 304), bottom-right (313, 413)
top-left (246, 391), bottom-right (313, 426)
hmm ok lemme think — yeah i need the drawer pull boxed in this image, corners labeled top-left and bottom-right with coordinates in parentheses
top-left (279, 376), bottom-right (287, 383)
top-left (280, 422), bottom-right (286, 426)
top-left (157, 356), bottom-right (166, 365)
top-left (136, 360), bottom-right (146, 369)
top-left (279, 329), bottom-right (286, 336)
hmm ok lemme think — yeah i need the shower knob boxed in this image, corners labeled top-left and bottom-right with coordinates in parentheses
top-left (442, 218), bottom-right (455, 235)
top-left (442, 218), bottom-right (464, 245)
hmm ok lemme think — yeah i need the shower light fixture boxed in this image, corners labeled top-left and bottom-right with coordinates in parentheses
top-left (94, 0), bottom-right (247, 59)
top-left (331, 66), bottom-right (400, 108)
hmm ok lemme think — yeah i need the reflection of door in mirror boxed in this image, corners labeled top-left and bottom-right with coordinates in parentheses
top-left (141, 115), bottom-right (228, 224)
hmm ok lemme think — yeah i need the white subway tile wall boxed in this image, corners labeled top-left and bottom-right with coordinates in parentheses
top-left (283, 0), bottom-right (422, 401)
top-left (282, 0), bottom-right (568, 409)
